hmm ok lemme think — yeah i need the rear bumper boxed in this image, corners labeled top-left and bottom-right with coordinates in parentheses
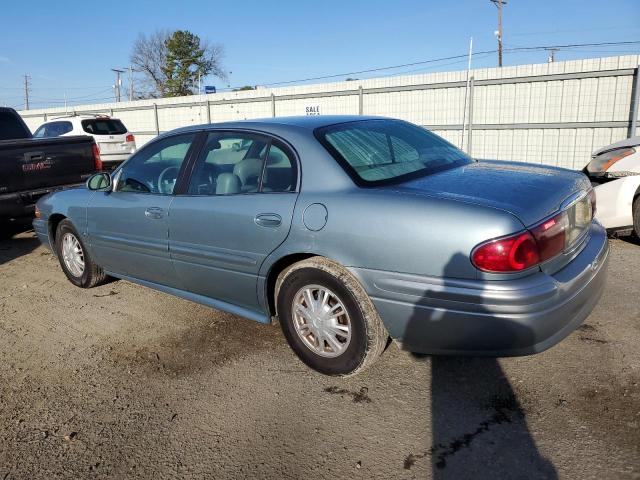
top-left (349, 222), bottom-right (609, 356)
top-left (591, 175), bottom-right (640, 230)
top-left (100, 152), bottom-right (130, 169)
top-left (0, 188), bottom-right (54, 218)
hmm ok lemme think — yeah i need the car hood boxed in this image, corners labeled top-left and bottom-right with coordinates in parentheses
top-left (380, 160), bottom-right (591, 227)
top-left (592, 135), bottom-right (640, 156)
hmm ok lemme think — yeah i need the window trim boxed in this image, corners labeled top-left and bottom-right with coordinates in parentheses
top-left (313, 119), bottom-right (474, 188)
top-left (176, 128), bottom-right (300, 197)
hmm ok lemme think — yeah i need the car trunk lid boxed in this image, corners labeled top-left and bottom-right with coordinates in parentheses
top-left (380, 159), bottom-right (594, 275)
top-left (383, 160), bottom-right (591, 228)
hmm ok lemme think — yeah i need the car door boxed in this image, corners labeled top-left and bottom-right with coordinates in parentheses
top-left (86, 132), bottom-right (198, 286)
top-left (168, 131), bottom-right (299, 313)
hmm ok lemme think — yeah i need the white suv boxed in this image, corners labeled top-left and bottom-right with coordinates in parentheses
top-left (33, 115), bottom-right (136, 169)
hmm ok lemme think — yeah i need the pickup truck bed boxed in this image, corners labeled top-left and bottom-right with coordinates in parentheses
top-left (0, 108), bottom-right (98, 220)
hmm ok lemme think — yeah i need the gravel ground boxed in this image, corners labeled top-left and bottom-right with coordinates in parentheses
top-left (0, 221), bottom-right (638, 479)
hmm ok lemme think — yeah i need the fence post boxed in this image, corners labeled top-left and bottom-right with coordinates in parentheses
top-left (359, 86), bottom-right (363, 115)
top-left (629, 65), bottom-right (640, 138)
top-left (468, 76), bottom-right (474, 155)
top-left (153, 103), bottom-right (159, 135)
top-left (44, 113), bottom-right (48, 121)
top-left (271, 93), bottom-right (276, 117)
top-left (206, 99), bottom-right (211, 124)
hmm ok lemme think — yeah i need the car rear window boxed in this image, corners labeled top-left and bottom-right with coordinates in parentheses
top-left (81, 119), bottom-right (127, 135)
top-left (315, 119), bottom-right (473, 186)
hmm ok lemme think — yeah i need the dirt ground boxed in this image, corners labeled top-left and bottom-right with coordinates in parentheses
top-left (0, 221), bottom-right (638, 480)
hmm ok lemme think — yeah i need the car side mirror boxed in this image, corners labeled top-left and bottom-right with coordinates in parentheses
top-left (87, 172), bottom-right (112, 191)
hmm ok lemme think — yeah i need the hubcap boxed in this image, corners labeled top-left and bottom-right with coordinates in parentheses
top-left (61, 233), bottom-right (85, 277)
top-left (292, 285), bottom-right (351, 358)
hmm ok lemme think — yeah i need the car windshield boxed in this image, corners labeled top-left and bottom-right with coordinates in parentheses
top-left (81, 119), bottom-right (127, 135)
top-left (316, 119), bottom-right (473, 186)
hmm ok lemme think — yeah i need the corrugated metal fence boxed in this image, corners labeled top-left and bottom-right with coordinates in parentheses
top-left (19, 54), bottom-right (640, 170)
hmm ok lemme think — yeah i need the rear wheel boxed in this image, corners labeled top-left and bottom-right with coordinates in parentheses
top-left (55, 219), bottom-right (107, 288)
top-left (634, 196), bottom-right (640, 238)
top-left (275, 257), bottom-right (388, 376)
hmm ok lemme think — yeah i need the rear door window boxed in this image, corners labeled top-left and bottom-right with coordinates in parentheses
top-left (33, 121), bottom-right (73, 138)
top-left (82, 119), bottom-right (127, 135)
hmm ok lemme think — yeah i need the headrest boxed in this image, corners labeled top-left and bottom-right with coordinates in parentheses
top-left (233, 158), bottom-right (264, 185)
top-left (215, 173), bottom-right (241, 195)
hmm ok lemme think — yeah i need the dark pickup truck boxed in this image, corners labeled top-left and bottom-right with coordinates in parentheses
top-left (0, 107), bottom-right (100, 221)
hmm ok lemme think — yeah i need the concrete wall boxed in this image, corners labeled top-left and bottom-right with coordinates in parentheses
top-left (19, 54), bottom-right (640, 170)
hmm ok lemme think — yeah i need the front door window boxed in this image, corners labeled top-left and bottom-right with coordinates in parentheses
top-left (116, 133), bottom-right (196, 195)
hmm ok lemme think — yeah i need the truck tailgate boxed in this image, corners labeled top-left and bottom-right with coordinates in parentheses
top-left (0, 135), bottom-right (96, 195)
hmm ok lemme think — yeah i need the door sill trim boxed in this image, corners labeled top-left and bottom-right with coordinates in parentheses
top-left (104, 271), bottom-right (270, 324)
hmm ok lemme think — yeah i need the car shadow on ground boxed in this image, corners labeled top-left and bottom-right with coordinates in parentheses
top-left (615, 234), bottom-right (639, 246)
top-left (402, 253), bottom-right (558, 479)
top-left (0, 218), bottom-right (40, 266)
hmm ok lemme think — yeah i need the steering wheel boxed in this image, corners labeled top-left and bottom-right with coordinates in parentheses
top-left (158, 166), bottom-right (180, 194)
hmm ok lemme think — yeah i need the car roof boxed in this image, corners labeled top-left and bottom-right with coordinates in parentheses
top-left (47, 115), bottom-right (122, 122)
top-left (168, 115), bottom-right (391, 136)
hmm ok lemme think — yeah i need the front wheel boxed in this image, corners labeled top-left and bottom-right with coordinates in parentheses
top-left (55, 219), bottom-right (108, 288)
top-left (276, 257), bottom-right (388, 376)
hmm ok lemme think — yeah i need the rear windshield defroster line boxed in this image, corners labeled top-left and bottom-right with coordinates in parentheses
top-left (314, 119), bottom-right (474, 187)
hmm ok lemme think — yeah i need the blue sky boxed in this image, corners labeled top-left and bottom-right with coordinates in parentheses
top-left (1, 0), bottom-right (638, 109)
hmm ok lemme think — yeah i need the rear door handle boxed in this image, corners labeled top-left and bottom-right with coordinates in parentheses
top-left (255, 213), bottom-right (282, 228)
top-left (144, 207), bottom-right (164, 219)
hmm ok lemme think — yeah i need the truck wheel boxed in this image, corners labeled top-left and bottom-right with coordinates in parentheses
top-left (634, 196), bottom-right (640, 238)
top-left (55, 219), bottom-right (107, 288)
top-left (275, 256), bottom-right (388, 376)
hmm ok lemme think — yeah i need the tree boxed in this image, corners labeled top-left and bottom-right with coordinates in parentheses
top-left (130, 30), bottom-right (226, 99)
top-left (130, 30), bottom-right (170, 98)
top-left (232, 85), bottom-right (255, 92)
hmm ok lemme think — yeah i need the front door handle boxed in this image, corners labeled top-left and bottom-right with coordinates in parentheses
top-left (254, 213), bottom-right (282, 228)
top-left (145, 207), bottom-right (164, 219)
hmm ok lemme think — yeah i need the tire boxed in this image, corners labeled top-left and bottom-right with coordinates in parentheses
top-left (634, 196), bottom-right (640, 239)
top-left (55, 219), bottom-right (108, 288)
top-left (275, 256), bottom-right (388, 376)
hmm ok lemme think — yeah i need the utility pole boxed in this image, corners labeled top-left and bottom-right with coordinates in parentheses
top-left (461, 37), bottom-right (473, 152)
top-left (547, 48), bottom-right (559, 63)
top-left (490, 0), bottom-right (506, 67)
top-left (23, 74), bottom-right (31, 110)
top-left (128, 65), bottom-right (134, 101)
top-left (111, 68), bottom-right (124, 102)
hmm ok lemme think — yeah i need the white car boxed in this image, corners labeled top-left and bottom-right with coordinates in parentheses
top-left (33, 115), bottom-right (136, 169)
top-left (584, 136), bottom-right (640, 237)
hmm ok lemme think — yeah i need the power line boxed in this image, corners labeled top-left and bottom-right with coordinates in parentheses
top-left (4, 40), bottom-right (638, 107)
top-left (250, 40), bottom-right (638, 89)
top-left (259, 51), bottom-right (499, 87)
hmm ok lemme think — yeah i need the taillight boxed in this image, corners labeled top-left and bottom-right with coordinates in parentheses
top-left (92, 143), bottom-right (102, 171)
top-left (472, 231), bottom-right (540, 272)
top-left (473, 192), bottom-right (594, 273)
top-left (530, 212), bottom-right (567, 262)
top-left (125, 134), bottom-right (135, 143)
